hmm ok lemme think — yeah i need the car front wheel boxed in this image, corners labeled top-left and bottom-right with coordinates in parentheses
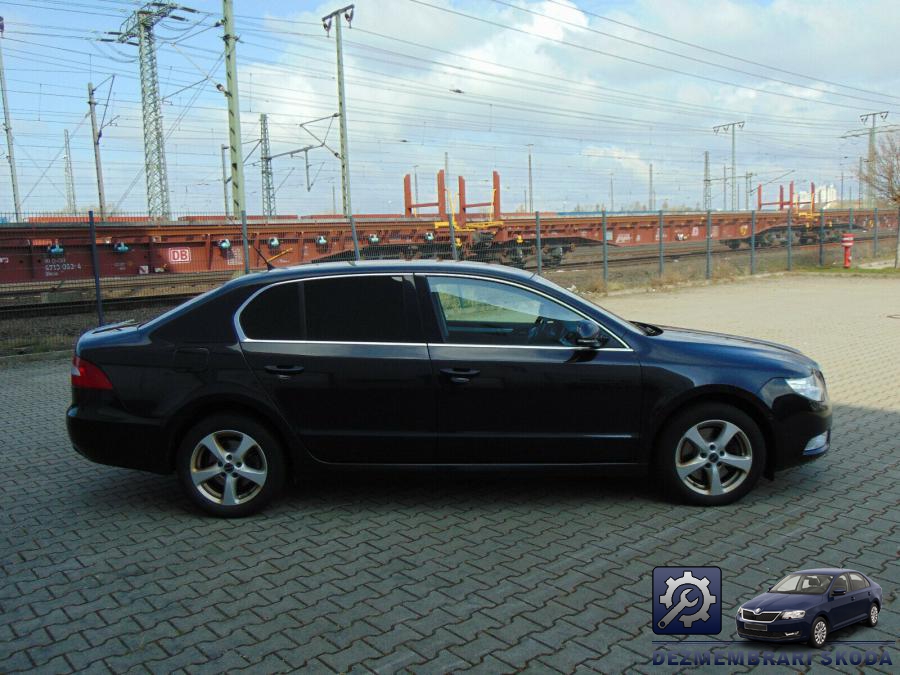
top-left (655, 403), bottom-right (766, 506)
top-left (867, 603), bottom-right (879, 627)
top-left (176, 414), bottom-right (285, 517)
top-left (809, 617), bottom-right (828, 648)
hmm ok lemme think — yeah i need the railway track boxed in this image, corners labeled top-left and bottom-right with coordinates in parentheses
top-left (0, 233), bottom-right (886, 320)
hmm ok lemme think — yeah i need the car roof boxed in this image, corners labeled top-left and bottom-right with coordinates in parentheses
top-left (792, 568), bottom-right (859, 575)
top-left (223, 259), bottom-right (537, 290)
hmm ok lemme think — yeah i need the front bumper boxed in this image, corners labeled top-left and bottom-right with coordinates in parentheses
top-left (761, 382), bottom-right (832, 471)
top-left (735, 617), bottom-right (809, 642)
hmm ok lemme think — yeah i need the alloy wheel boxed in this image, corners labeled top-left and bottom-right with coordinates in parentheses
top-left (813, 619), bottom-right (827, 647)
top-left (189, 430), bottom-right (268, 506)
top-left (675, 419), bottom-right (753, 497)
top-left (870, 604), bottom-right (879, 626)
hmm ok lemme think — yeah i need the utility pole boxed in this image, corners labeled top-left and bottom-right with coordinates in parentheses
top-left (722, 165), bottom-right (727, 210)
top-left (858, 156), bottom-right (863, 208)
top-left (63, 129), bottom-right (77, 214)
top-left (111, 2), bottom-right (187, 220)
top-left (609, 172), bottom-right (614, 211)
top-left (648, 163), bottom-right (654, 210)
top-left (222, 0), bottom-right (246, 220)
top-left (840, 170), bottom-right (844, 204)
top-left (527, 144), bottom-right (534, 212)
top-left (744, 172), bottom-right (754, 210)
top-left (332, 184), bottom-right (337, 214)
top-left (260, 113), bottom-right (276, 218)
top-left (703, 151), bottom-right (711, 211)
top-left (0, 25), bottom-right (22, 221)
top-left (413, 164), bottom-right (419, 214)
top-left (713, 121), bottom-right (744, 210)
top-left (323, 4), bottom-right (360, 259)
top-left (220, 144), bottom-right (230, 217)
top-left (859, 111), bottom-right (888, 206)
top-left (87, 82), bottom-right (107, 222)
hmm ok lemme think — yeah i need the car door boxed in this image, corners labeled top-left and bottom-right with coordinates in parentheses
top-left (238, 274), bottom-right (436, 463)
top-left (846, 572), bottom-right (873, 622)
top-left (827, 574), bottom-right (857, 628)
top-left (418, 273), bottom-right (642, 463)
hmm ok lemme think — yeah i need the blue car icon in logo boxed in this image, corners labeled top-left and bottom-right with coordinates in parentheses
top-left (736, 568), bottom-right (883, 648)
top-left (652, 567), bottom-right (722, 635)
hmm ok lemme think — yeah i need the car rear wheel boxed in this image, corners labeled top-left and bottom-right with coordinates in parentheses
top-left (176, 414), bottom-right (285, 517)
top-left (809, 616), bottom-right (828, 648)
top-left (655, 403), bottom-right (765, 506)
top-left (867, 603), bottom-right (879, 627)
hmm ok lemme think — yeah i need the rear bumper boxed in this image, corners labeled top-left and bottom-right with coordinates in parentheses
top-left (67, 404), bottom-right (170, 474)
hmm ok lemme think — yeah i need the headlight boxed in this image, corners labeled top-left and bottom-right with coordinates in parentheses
top-left (780, 610), bottom-right (806, 620)
top-left (785, 372), bottom-right (826, 401)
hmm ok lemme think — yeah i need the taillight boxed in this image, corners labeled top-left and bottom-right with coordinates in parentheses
top-left (71, 356), bottom-right (113, 390)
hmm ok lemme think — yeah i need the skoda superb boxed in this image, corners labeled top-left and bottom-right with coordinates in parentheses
top-left (67, 261), bottom-right (831, 517)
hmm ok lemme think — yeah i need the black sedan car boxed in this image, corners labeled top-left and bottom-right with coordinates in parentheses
top-left (736, 569), bottom-right (882, 647)
top-left (67, 261), bottom-right (831, 516)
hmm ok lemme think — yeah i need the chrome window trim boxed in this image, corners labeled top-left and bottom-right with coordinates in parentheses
top-left (233, 269), bottom-right (633, 351)
top-left (420, 272), bottom-right (632, 351)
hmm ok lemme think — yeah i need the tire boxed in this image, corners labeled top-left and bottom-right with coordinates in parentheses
top-left (655, 403), bottom-right (766, 506)
top-left (867, 602), bottom-right (879, 627)
top-left (176, 413), bottom-right (286, 517)
top-left (809, 616), bottom-right (828, 648)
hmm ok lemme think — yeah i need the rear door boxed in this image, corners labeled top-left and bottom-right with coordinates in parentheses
top-left (828, 574), bottom-right (856, 627)
top-left (238, 274), bottom-right (436, 463)
top-left (846, 572), bottom-right (873, 622)
top-left (419, 273), bottom-right (642, 463)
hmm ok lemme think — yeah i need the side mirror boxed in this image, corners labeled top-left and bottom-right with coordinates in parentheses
top-left (574, 320), bottom-right (606, 349)
top-left (832, 586), bottom-right (846, 596)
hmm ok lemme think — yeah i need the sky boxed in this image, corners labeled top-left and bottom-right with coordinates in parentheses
top-left (0, 0), bottom-right (898, 217)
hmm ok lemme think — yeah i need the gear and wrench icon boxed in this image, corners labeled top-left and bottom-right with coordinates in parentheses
top-left (658, 570), bottom-right (717, 628)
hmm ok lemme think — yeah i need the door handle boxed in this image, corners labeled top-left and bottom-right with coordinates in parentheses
top-left (440, 367), bottom-right (480, 384)
top-left (264, 365), bottom-right (305, 375)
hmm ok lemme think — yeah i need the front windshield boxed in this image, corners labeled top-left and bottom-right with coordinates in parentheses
top-left (771, 573), bottom-right (834, 594)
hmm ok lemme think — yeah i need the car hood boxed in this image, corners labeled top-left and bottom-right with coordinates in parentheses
top-left (742, 592), bottom-right (824, 612)
top-left (652, 326), bottom-right (819, 373)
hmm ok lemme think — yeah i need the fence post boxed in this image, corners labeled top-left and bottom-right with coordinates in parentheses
top-left (819, 206), bottom-right (825, 267)
top-left (705, 210), bottom-right (711, 280)
top-left (602, 210), bottom-right (609, 287)
top-left (750, 210), bottom-right (756, 275)
top-left (895, 206), bottom-right (900, 269)
top-left (786, 210), bottom-right (793, 271)
top-left (658, 210), bottom-right (664, 277)
top-left (534, 211), bottom-right (543, 276)
top-left (88, 210), bottom-right (105, 326)
top-left (873, 207), bottom-right (879, 257)
top-left (240, 209), bottom-right (250, 274)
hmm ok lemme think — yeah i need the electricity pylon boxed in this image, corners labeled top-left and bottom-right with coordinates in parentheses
top-left (260, 113), bottom-right (276, 218)
top-left (63, 129), bottom-right (77, 213)
top-left (112, 3), bottom-right (194, 220)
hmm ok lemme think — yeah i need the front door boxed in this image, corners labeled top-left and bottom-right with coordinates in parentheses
top-left (420, 274), bottom-right (642, 463)
top-left (239, 274), bottom-right (436, 463)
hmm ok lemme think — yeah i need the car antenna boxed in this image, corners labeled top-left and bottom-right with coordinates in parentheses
top-left (251, 242), bottom-right (275, 271)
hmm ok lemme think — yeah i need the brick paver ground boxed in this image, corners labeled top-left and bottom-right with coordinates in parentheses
top-left (2, 274), bottom-right (898, 673)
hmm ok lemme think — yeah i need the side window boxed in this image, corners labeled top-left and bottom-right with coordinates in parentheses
top-left (239, 282), bottom-right (303, 340)
top-left (304, 275), bottom-right (412, 343)
top-left (848, 573), bottom-right (869, 591)
top-left (834, 574), bottom-right (850, 591)
top-left (426, 276), bottom-right (588, 347)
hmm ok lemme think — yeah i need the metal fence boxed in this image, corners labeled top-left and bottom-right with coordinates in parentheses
top-left (1, 208), bottom-right (898, 357)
